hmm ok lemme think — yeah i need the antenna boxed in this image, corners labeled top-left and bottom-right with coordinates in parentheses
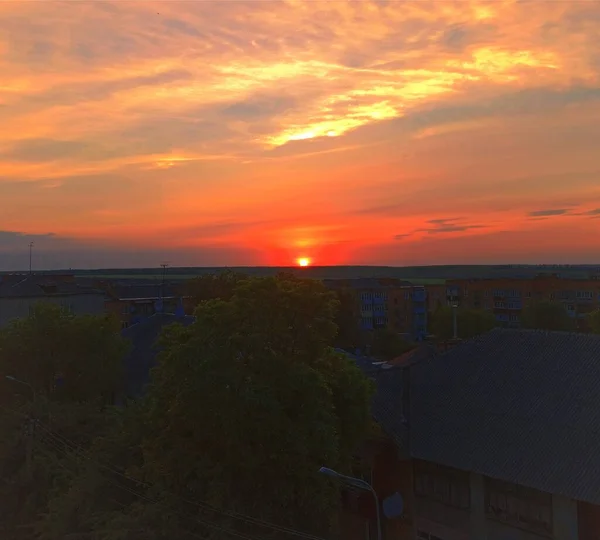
top-left (28, 242), bottom-right (34, 275)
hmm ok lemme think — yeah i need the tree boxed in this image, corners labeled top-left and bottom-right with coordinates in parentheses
top-left (430, 306), bottom-right (496, 340)
top-left (183, 269), bottom-right (247, 308)
top-left (0, 303), bottom-right (128, 404)
top-left (521, 301), bottom-right (575, 331)
top-left (332, 287), bottom-right (360, 349)
top-left (589, 310), bottom-right (600, 334)
top-left (39, 275), bottom-right (374, 539)
top-left (371, 328), bottom-right (413, 360)
top-left (0, 304), bottom-right (129, 540)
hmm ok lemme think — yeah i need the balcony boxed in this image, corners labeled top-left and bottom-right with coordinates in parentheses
top-left (412, 290), bottom-right (426, 302)
top-left (413, 305), bottom-right (426, 314)
top-left (373, 296), bottom-right (386, 305)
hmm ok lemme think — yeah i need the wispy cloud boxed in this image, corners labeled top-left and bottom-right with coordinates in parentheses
top-left (528, 208), bottom-right (570, 217)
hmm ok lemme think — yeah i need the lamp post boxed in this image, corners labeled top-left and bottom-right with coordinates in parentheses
top-left (451, 302), bottom-right (459, 339)
top-left (319, 466), bottom-right (381, 540)
top-left (5, 375), bottom-right (36, 403)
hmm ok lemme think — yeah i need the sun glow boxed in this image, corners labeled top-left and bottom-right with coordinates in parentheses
top-left (297, 257), bottom-right (311, 267)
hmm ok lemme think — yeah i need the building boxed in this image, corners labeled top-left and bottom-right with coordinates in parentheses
top-left (121, 312), bottom-right (195, 398)
top-left (0, 273), bottom-right (105, 327)
top-left (344, 329), bottom-right (600, 540)
top-left (442, 274), bottom-right (600, 330)
top-left (104, 282), bottom-right (187, 329)
top-left (324, 279), bottom-right (428, 340)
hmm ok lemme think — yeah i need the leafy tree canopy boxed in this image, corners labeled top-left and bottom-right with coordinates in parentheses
top-left (38, 275), bottom-right (374, 540)
top-left (183, 269), bottom-right (247, 308)
top-left (588, 309), bottom-right (600, 334)
top-left (0, 304), bottom-right (128, 539)
top-left (371, 328), bottom-right (413, 360)
top-left (521, 300), bottom-right (575, 332)
top-left (0, 303), bottom-right (128, 404)
top-left (430, 306), bottom-right (496, 340)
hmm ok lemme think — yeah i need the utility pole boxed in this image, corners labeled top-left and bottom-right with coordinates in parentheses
top-left (160, 262), bottom-right (169, 312)
top-left (29, 241), bottom-right (34, 274)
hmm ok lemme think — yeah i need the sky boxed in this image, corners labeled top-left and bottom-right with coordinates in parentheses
top-left (1, 0), bottom-right (600, 270)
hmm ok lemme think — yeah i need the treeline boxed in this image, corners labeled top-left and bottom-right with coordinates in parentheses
top-left (0, 272), bottom-right (374, 540)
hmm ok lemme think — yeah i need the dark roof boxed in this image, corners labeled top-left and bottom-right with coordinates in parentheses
top-left (0, 274), bottom-right (103, 298)
top-left (410, 328), bottom-right (600, 504)
top-left (121, 313), bottom-right (195, 397)
top-left (110, 283), bottom-right (179, 301)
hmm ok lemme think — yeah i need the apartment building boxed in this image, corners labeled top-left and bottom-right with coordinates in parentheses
top-left (442, 274), bottom-right (600, 330)
top-left (344, 329), bottom-right (600, 540)
top-left (324, 279), bottom-right (428, 339)
top-left (0, 273), bottom-right (105, 327)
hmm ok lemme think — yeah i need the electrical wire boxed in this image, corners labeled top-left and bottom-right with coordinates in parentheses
top-left (0, 405), bottom-right (330, 540)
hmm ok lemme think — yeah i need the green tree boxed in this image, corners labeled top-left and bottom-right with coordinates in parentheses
top-left (0, 304), bottom-right (128, 539)
top-left (0, 303), bottom-right (127, 404)
top-left (430, 306), bottom-right (496, 340)
top-left (371, 328), bottom-right (413, 360)
top-left (183, 269), bottom-right (247, 308)
top-left (332, 287), bottom-right (360, 349)
top-left (521, 300), bottom-right (575, 331)
top-left (588, 310), bottom-right (600, 334)
top-left (39, 275), bottom-right (373, 539)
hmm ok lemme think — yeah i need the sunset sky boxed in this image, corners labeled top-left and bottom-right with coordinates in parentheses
top-left (1, 0), bottom-right (600, 270)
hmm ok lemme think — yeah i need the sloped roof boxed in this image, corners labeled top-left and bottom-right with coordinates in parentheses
top-left (111, 283), bottom-right (178, 301)
top-left (410, 328), bottom-right (600, 504)
top-left (0, 274), bottom-right (103, 298)
top-left (121, 313), bottom-right (195, 397)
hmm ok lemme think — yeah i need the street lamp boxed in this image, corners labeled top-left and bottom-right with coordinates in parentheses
top-left (319, 466), bottom-right (381, 540)
top-left (5, 375), bottom-right (36, 403)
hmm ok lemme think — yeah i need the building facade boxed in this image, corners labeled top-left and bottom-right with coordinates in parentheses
top-left (0, 274), bottom-right (105, 327)
top-left (440, 275), bottom-right (600, 330)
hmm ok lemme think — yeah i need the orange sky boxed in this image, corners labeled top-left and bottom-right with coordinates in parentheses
top-left (1, 0), bottom-right (600, 269)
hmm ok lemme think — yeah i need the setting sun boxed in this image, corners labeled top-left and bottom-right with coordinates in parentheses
top-left (297, 257), bottom-right (311, 267)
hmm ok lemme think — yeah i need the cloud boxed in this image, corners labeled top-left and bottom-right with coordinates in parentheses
top-left (0, 230), bottom-right (57, 249)
top-left (1, 1), bottom-right (600, 267)
top-left (528, 208), bottom-right (570, 217)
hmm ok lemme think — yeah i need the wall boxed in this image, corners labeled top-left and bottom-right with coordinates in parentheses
top-left (0, 294), bottom-right (105, 327)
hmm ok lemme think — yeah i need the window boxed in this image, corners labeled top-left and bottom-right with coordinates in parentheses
top-left (484, 290), bottom-right (489, 297)
top-left (404, 291), bottom-right (410, 300)
top-left (576, 291), bottom-right (593, 299)
top-left (485, 477), bottom-right (552, 536)
top-left (414, 461), bottom-right (470, 510)
top-left (567, 304), bottom-right (575, 312)
top-left (121, 321), bottom-right (129, 329)
top-left (494, 301), bottom-right (506, 309)
top-left (525, 291), bottom-right (532, 298)
top-left (417, 532), bottom-right (446, 540)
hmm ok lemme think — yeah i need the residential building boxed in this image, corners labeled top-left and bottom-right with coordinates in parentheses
top-left (0, 273), bottom-right (105, 327)
top-left (343, 329), bottom-right (600, 540)
top-left (104, 282), bottom-right (187, 329)
top-left (443, 275), bottom-right (600, 331)
top-left (323, 279), bottom-right (429, 339)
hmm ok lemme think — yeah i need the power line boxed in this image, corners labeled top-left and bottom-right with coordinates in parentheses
top-left (0, 406), bottom-right (330, 540)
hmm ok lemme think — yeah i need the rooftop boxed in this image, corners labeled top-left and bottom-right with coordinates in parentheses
top-left (0, 274), bottom-right (103, 298)
top-left (410, 328), bottom-right (600, 504)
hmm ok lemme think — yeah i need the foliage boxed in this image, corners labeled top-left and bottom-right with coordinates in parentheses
top-left (588, 310), bottom-right (600, 334)
top-left (35, 275), bottom-right (373, 539)
top-left (521, 301), bottom-right (575, 331)
top-left (0, 304), bottom-right (129, 539)
top-left (430, 306), bottom-right (497, 340)
top-left (183, 269), bottom-right (247, 308)
top-left (0, 303), bottom-right (128, 404)
top-left (371, 328), bottom-right (413, 360)
top-left (332, 287), bottom-right (360, 349)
